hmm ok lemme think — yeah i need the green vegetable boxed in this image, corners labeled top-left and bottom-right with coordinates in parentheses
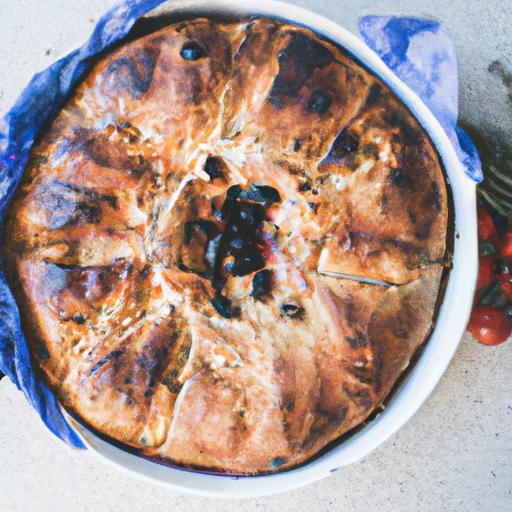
top-left (479, 281), bottom-right (501, 306)
top-left (480, 241), bottom-right (497, 256)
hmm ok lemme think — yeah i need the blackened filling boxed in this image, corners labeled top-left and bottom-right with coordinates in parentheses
top-left (182, 184), bottom-right (281, 318)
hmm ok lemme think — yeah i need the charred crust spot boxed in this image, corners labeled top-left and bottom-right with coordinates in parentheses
top-left (74, 128), bottom-right (149, 173)
top-left (365, 83), bottom-right (383, 107)
top-left (331, 130), bottom-right (359, 159)
top-left (316, 174), bottom-right (330, 186)
top-left (108, 47), bottom-right (158, 97)
top-left (99, 195), bottom-right (117, 209)
top-left (184, 67), bottom-right (203, 104)
top-left (163, 336), bottom-right (191, 393)
top-left (42, 181), bottom-right (114, 229)
top-left (363, 143), bottom-right (379, 160)
top-left (389, 168), bottom-right (413, 188)
top-left (293, 139), bottom-right (303, 152)
top-left (306, 89), bottom-right (331, 114)
top-left (116, 122), bottom-right (142, 143)
top-left (415, 228), bottom-right (429, 240)
top-left (204, 157), bottom-right (225, 180)
top-left (53, 263), bottom-right (82, 271)
top-left (60, 266), bottom-right (125, 303)
top-left (136, 339), bottom-right (175, 390)
top-left (5, 239), bottom-right (27, 256)
top-left (380, 193), bottom-right (389, 214)
top-left (298, 180), bottom-right (312, 192)
top-left (90, 350), bottom-right (124, 375)
top-left (140, 264), bottom-right (151, 278)
top-left (76, 202), bottom-right (102, 225)
top-left (31, 155), bottom-right (49, 167)
top-left (408, 211), bottom-right (417, 224)
top-left (268, 32), bottom-right (334, 108)
top-left (328, 406), bottom-right (348, 426)
top-left (129, 167), bottom-right (146, 179)
top-left (423, 180), bottom-right (442, 212)
top-left (35, 338), bottom-right (50, 360)
top-left (308, 202), bottom-right (320, 214)
top-left (348, 366), bottom-right (373, 385)
top-left (54, 181), bottom-right (117, 209)
top-left (251, 269), bottom-right (273, 300)
top-left (178, 258), bottom-right (209, 280)
top-left (346, 332), bottom-right (369, 348)
top-left (71, 313), bottom-right (86, 325)
top-left (345, 302), bottom-right (357, 325)
top-left (343, 385), bottom-right (372, 409)
top-left (380, 237), bottom-right (418, 255)
top-left (280, 303), bottom-right (304, 319)
top-left (182, 225), bottom-right (217, 276)
top-left (384, 110), bottom-right (423, 146)
top-left (180, 41), bottom-right (206, 61)
top-left (284, 398), bottom-right (295, 412)
top-left (165, 379), bottom-right (182, 394)
top-left (271, 457), bottom-right (286, 468)
top-left (209, 294), bottom-right (241, 319)
top-left (373, 353), bottom-right (384, 393)
top-left (184, 220), bottom-right (218, 245)
top-left (290, 33), bottom-right (334, 68)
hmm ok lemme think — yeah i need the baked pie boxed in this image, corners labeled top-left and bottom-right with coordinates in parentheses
top-left (4, 18), bottom-right (449, 474)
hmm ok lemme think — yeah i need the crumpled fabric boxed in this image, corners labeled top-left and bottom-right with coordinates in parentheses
top-left (359, 16), bottom-right (483, 182)
top-left (0, 1), bottom-right (481, 449)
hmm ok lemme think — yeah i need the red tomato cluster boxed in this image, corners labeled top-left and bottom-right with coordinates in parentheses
top-left (468, 203), bottom-right (512, 345)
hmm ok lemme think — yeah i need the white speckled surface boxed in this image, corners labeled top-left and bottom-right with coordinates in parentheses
top-left (1, 1), bottom-right (511, 510)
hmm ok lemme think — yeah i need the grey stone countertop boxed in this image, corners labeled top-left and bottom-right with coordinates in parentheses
top-left (0, 1), bottom-right (511, 511)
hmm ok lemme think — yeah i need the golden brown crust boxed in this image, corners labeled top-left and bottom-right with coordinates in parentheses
top-left (4, 18), bottom-right (449, 474)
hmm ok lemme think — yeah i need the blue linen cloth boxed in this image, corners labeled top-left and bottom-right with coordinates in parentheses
top-left (0, 1), bottom-right (482, 449)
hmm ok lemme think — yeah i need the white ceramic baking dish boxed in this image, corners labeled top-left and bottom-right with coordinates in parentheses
top-left (60, 0), bottom-right (478, 498)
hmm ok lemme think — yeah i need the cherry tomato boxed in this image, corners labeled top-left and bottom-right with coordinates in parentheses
top-left (499, 229), bottom-right (512, 264)
top-left (467, 306), bottom-right (511, 346)
top-left (477, 204), bottom-right (498, 244)
top-left (476, 255), bottom-right (496, 290)
top-left (498, 272), bottom-right (512, 299)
